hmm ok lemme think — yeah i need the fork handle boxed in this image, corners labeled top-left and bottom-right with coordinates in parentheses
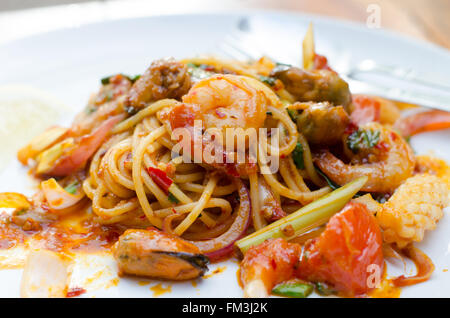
top-left (346, 78), bottom-right (450, 112)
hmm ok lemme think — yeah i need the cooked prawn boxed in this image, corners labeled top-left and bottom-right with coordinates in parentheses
top-left (240, 238), bottom-right (301, 298)
top-left (314, 122), bottom-right (415, 193)
top-left (158, 74), bottom-right (278, 176)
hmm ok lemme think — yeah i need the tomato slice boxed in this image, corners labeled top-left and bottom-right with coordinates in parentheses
top-left (350, 95), bottom-right (381, 125)
top-left (394, 110), bottom-right (450, 137)
top-left (296, 202), bottom-right (384, 296)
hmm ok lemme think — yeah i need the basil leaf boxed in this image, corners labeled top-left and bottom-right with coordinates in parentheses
top-left (272, 282), bottom-right (314, 298)
top-left (292, 143), bottom-right (305, 170)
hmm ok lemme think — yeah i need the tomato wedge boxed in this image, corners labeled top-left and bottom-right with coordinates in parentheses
top-left (350, 95), bottom-right (381, 125)
top-left (394, 110), bottom-right (450, 137)
top-left (45, 115), bottom-right (123, 176)
top-left (296, 202), bottom-right (384, 296)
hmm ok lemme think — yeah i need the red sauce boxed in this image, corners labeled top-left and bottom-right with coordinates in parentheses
top-left (66, 287), bottom-right (87, 298)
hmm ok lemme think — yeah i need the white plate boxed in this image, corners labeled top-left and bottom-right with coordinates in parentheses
top-left (0, 10), bottom-right (450, 298)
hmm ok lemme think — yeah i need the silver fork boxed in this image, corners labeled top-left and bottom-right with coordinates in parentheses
top-left (218, 25), bottom-right (450, 112)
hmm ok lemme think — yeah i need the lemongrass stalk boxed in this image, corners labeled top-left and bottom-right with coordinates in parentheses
top-left (235, 176), bottom-right (367, 254)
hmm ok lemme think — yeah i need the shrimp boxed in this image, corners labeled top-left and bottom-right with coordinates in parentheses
top-left (240, 238), bottom-right (302, 298)
top-left (158, 74), bottom-right (273, 176)
top-left (239, 202), bottom-right (384, 297)
top-left (314, 122), bottom-right (415, 193)
top-left (181, 74), bottom-right (269, 132)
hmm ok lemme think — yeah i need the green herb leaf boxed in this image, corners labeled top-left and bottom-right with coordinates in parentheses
top-left (315, 168), bottom-right (340, 190)
top-left (287, 109), bottom-right (298, 122)
top-left (259, 75), bottom-right (276, 86)
top-left (292, 143), bottom-right (305, 170)
top-left (168, 192), bottom-right (179, 204)
top-left (266, 111), bottom-right (273, 116)
top-left (346, 129), bottom-right (380, 154)
top-left (314, 282), bottom-right (337, 296)
top-left (64, 181), bottom-right (79, 195)
top-left (272, 281), bottom-right (314, 298)
top-left (14, 209), bottom-right (27, 216)
top-left (130, 74), bottom-right (141, 82)
top-left (101, 76), bottom-right (111, 85)
top-left (187, 64), bottom-right (215, 82)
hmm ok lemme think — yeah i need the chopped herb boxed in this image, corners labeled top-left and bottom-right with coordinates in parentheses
top-left (266, 111), bottom-right (272, 115)
top-left (292, 143), bottom-right (305, 170)
top-left (130, 74), bottom-right (141, 82)
top-left (287, 108), bottom-right (298, 122)
top-left (64, 181), bottom-right (79, 194)
top-left (272, 63), bottom-right (291, 73)
top-left (85, 106), bottom-right (97, 114)
top-left (346, 129), bottom-right (380, 154)
top-left (272, 281), bottom-right (314, 298)
top-left (259, 75), bottom-right (276, 86)
top-left (314, 282), bottom-right (337, 296)
top-left (101, 76), bottom-right (111, 85)
top-left (101, 74), bottom-right (141, 85)
top-left (168, 192), bottom-right (179, 204)
top-left (14, 209), bottom-right (27, 216)
top-left (187, 64), bottom-right (215, 82)
top-left (315, 168), bottom-right (340, 190)
top-left (125, 106), bottom-right (138, 115)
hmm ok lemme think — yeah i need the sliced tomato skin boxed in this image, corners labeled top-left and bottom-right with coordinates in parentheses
top-left (296, 202), bottom-right (384, 296)
top-left (350, 95), bottom-right (381, 125)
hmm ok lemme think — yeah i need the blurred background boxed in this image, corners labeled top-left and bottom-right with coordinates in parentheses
top-left (0, 0), bottom-right (449, 49)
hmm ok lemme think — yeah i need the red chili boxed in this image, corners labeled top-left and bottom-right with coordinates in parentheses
top-left (147, 167), bottom-right (173, 194)
top-left (66, 287), bottom-right (87, 298)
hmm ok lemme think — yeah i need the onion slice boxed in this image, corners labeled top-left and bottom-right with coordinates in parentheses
top-left (189, 179), bottom-right (251, 261)
top-left (392, 244), bottom-right (435, 287)
top-left (41, 178), bottom-right (85, 211)
top-left (20, 250), bottom-right (70, 298)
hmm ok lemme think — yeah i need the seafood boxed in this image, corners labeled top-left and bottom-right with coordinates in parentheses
top-left (240, 238), bottom-right (301, 298)
top-left (271, 66), bottom-right (352, 109)
top-left (114, 228), bottom-right (209, 280)
top-left (377, 174), bottom-right (449, 248)
top-left (314, 122), bottom-right (415, 193)
top-left (293, 102), bottom-right (349, 146)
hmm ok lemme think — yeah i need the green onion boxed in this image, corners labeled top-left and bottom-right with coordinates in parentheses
top-left (64, 181), bottom-right (79, 195)
top-left (272, 281), bottom-right (314, 298)
top-left (235, 176), bottom-right (367, 253)
top-left (168, 192), bottom-right (179, 204)
top-left (292, 143), bottom-right (305, 170)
